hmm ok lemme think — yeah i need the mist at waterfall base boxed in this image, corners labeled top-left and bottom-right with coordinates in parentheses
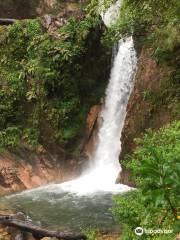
top-left (0, 38), bottom-right (137, 231)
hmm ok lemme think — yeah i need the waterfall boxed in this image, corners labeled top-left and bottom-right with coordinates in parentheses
top-left (100, 0), bottom-right (122, 27)
top-left (10, 1), bottom-right (137, 196)
top-left (3, 39), bottom-right (138, 230)
top-left (37, 3), bottom-right (135, 195)
top-left (93, 37), bottom-right (137, 175)
top-left (20, 37), bottom-right (137, 196)
top-left (51, 36), bottom-right (137, 194)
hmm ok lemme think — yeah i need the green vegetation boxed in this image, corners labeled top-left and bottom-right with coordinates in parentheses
top-left (86, 0), bottom-right (113, 16)
top-left (103, 0), bottom-right (179, 49)
top-left (112, 121), bottom-right (180, 239)
top-left (0, 1), bottom-right (178, 152)
top-left (103, 0), bottom-right (180, 115)
top-left (84, 229), bottom-right (100, 240)
top-left (0, 13), bottom-right (110, 152)
top-left (0, 0), bottom-right (179, 238)
top-left (105, 1), bottom-right (180, 239)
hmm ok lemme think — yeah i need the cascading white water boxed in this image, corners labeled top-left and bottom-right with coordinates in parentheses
top-left (92, 37), bottom-right (137, 175)
top-left (54, 36), bottom-right (137, 194)
top-left (100, 0), bottom-right (122, 27)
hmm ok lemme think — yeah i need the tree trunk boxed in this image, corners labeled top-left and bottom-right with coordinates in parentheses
top-left (0, 215), bottom-right (86, 240)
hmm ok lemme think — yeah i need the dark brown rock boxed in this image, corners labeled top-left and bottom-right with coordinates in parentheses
top-left (0, 146), bottom-right (81, 196)
top-left (119, 46), bottom-right (175, 185)
top-left (82, 104), bottom-right (102, 158)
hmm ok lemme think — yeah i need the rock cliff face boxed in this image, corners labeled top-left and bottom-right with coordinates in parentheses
top-left (37, 0), bottom-right (87, 17)
top-left (119, 45), bottom-right (178, 185)
top-left (0, 0), bottom-right (38, 19)
top-left (0, 146), bottom-right (82, 196)
top-left (121, 46), bottom-right (174, 158)
top-left (82, 105), bottom-right (102, 158)
top-left (0, 0), bottom-right (87, 19)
